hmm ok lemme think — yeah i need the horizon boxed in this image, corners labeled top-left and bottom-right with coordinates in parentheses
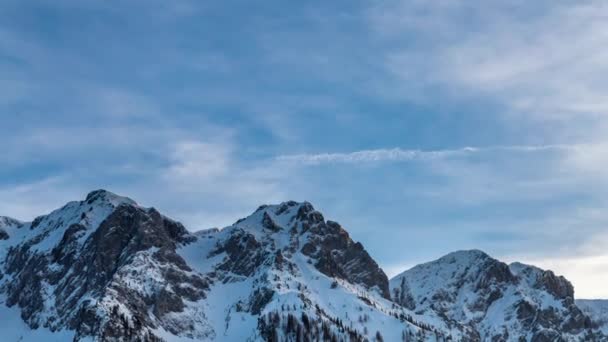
top-left (2, 0), bottom-right (608, 300)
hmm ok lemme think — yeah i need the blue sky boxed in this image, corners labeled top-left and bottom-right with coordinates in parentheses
top-left (2, 0), bottom-right (608, 298)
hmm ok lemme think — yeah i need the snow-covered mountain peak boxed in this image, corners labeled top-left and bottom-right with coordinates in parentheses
top-left (391, 250), bottom-right (599, 341)
top-left (217, 200), bottom-right (392, 298)
top-left (231, 200), bottom-right (321, 233)
top-left (0, 190), bottom-right (201, 341)
top-left (178, 199), bottom-right (454, 341)
top-left (391, 249), bottom-right (513, 294)
top-left (84, 189), bottom-right (138, 208)
top-left (431, 249), bottom-right (491, 267)
top-left (391, 249), bottom-right (495, 282)
top-left (13, 190), bottom-right (143, 256)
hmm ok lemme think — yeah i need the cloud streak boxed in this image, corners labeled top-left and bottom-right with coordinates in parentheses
top-left (277, 144), bottom-right (576, 165)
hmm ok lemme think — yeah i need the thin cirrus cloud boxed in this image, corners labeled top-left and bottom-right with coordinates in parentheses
top-left (368, 0), bottom-right (608, 146)
top-left (276, 144), bottom-right (576, 165)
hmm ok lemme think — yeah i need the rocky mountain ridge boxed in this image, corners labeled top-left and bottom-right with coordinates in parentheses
top-left (0, 190), bottom-right (605, 341)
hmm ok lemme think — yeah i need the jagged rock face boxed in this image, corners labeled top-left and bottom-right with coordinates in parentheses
top-left (217, 201), bottom-right (390, 298)
top-left (390, 250), bottom-right (600, 341)
top-left (511, 262), bottom-right (575, 300)
top-left (176, 200), bottom-right (446, 341)
top-left (67, 205), bottom-right (210, 340)
top-left (0, 191), bottom-right (212, 341)
top-left (209, 228), bottom-right (268, 279)
top-left (295, 202), bottom-right (391, 299)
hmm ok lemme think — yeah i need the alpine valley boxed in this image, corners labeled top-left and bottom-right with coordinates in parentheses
top-left (0, 190), bottom-right (606, 342)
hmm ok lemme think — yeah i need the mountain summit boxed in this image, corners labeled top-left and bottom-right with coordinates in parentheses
top-left (390, 250), bottom-right (599, 341)
top-left (0, 190), bottom-right (604, 341)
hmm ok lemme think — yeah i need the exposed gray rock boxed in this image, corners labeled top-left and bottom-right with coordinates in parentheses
top-left (297, 204), bottom-right (391, 299)
top-left (261, 212), bottom-right (282, 232)
top-left (210, 229), bottom-right (268, 279)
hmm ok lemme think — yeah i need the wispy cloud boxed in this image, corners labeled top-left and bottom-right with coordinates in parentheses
top-left (277, 144), bottom-right (575, 165)
top-left (369, 0), bottom-right (608, 139)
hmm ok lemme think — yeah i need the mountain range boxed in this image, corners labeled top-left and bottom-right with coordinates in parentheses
top-left (0, 190), bottom-right (605, 341)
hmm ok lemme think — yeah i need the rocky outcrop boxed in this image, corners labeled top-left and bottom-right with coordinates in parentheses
top-left (511, 262), bottom-right (575, 300)
top-left (296, 202), bottom-right (391, 299)
top-left (537, 270), bottom-right (574, 300)
top-left (210, 228), bottom-right (268, 279)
